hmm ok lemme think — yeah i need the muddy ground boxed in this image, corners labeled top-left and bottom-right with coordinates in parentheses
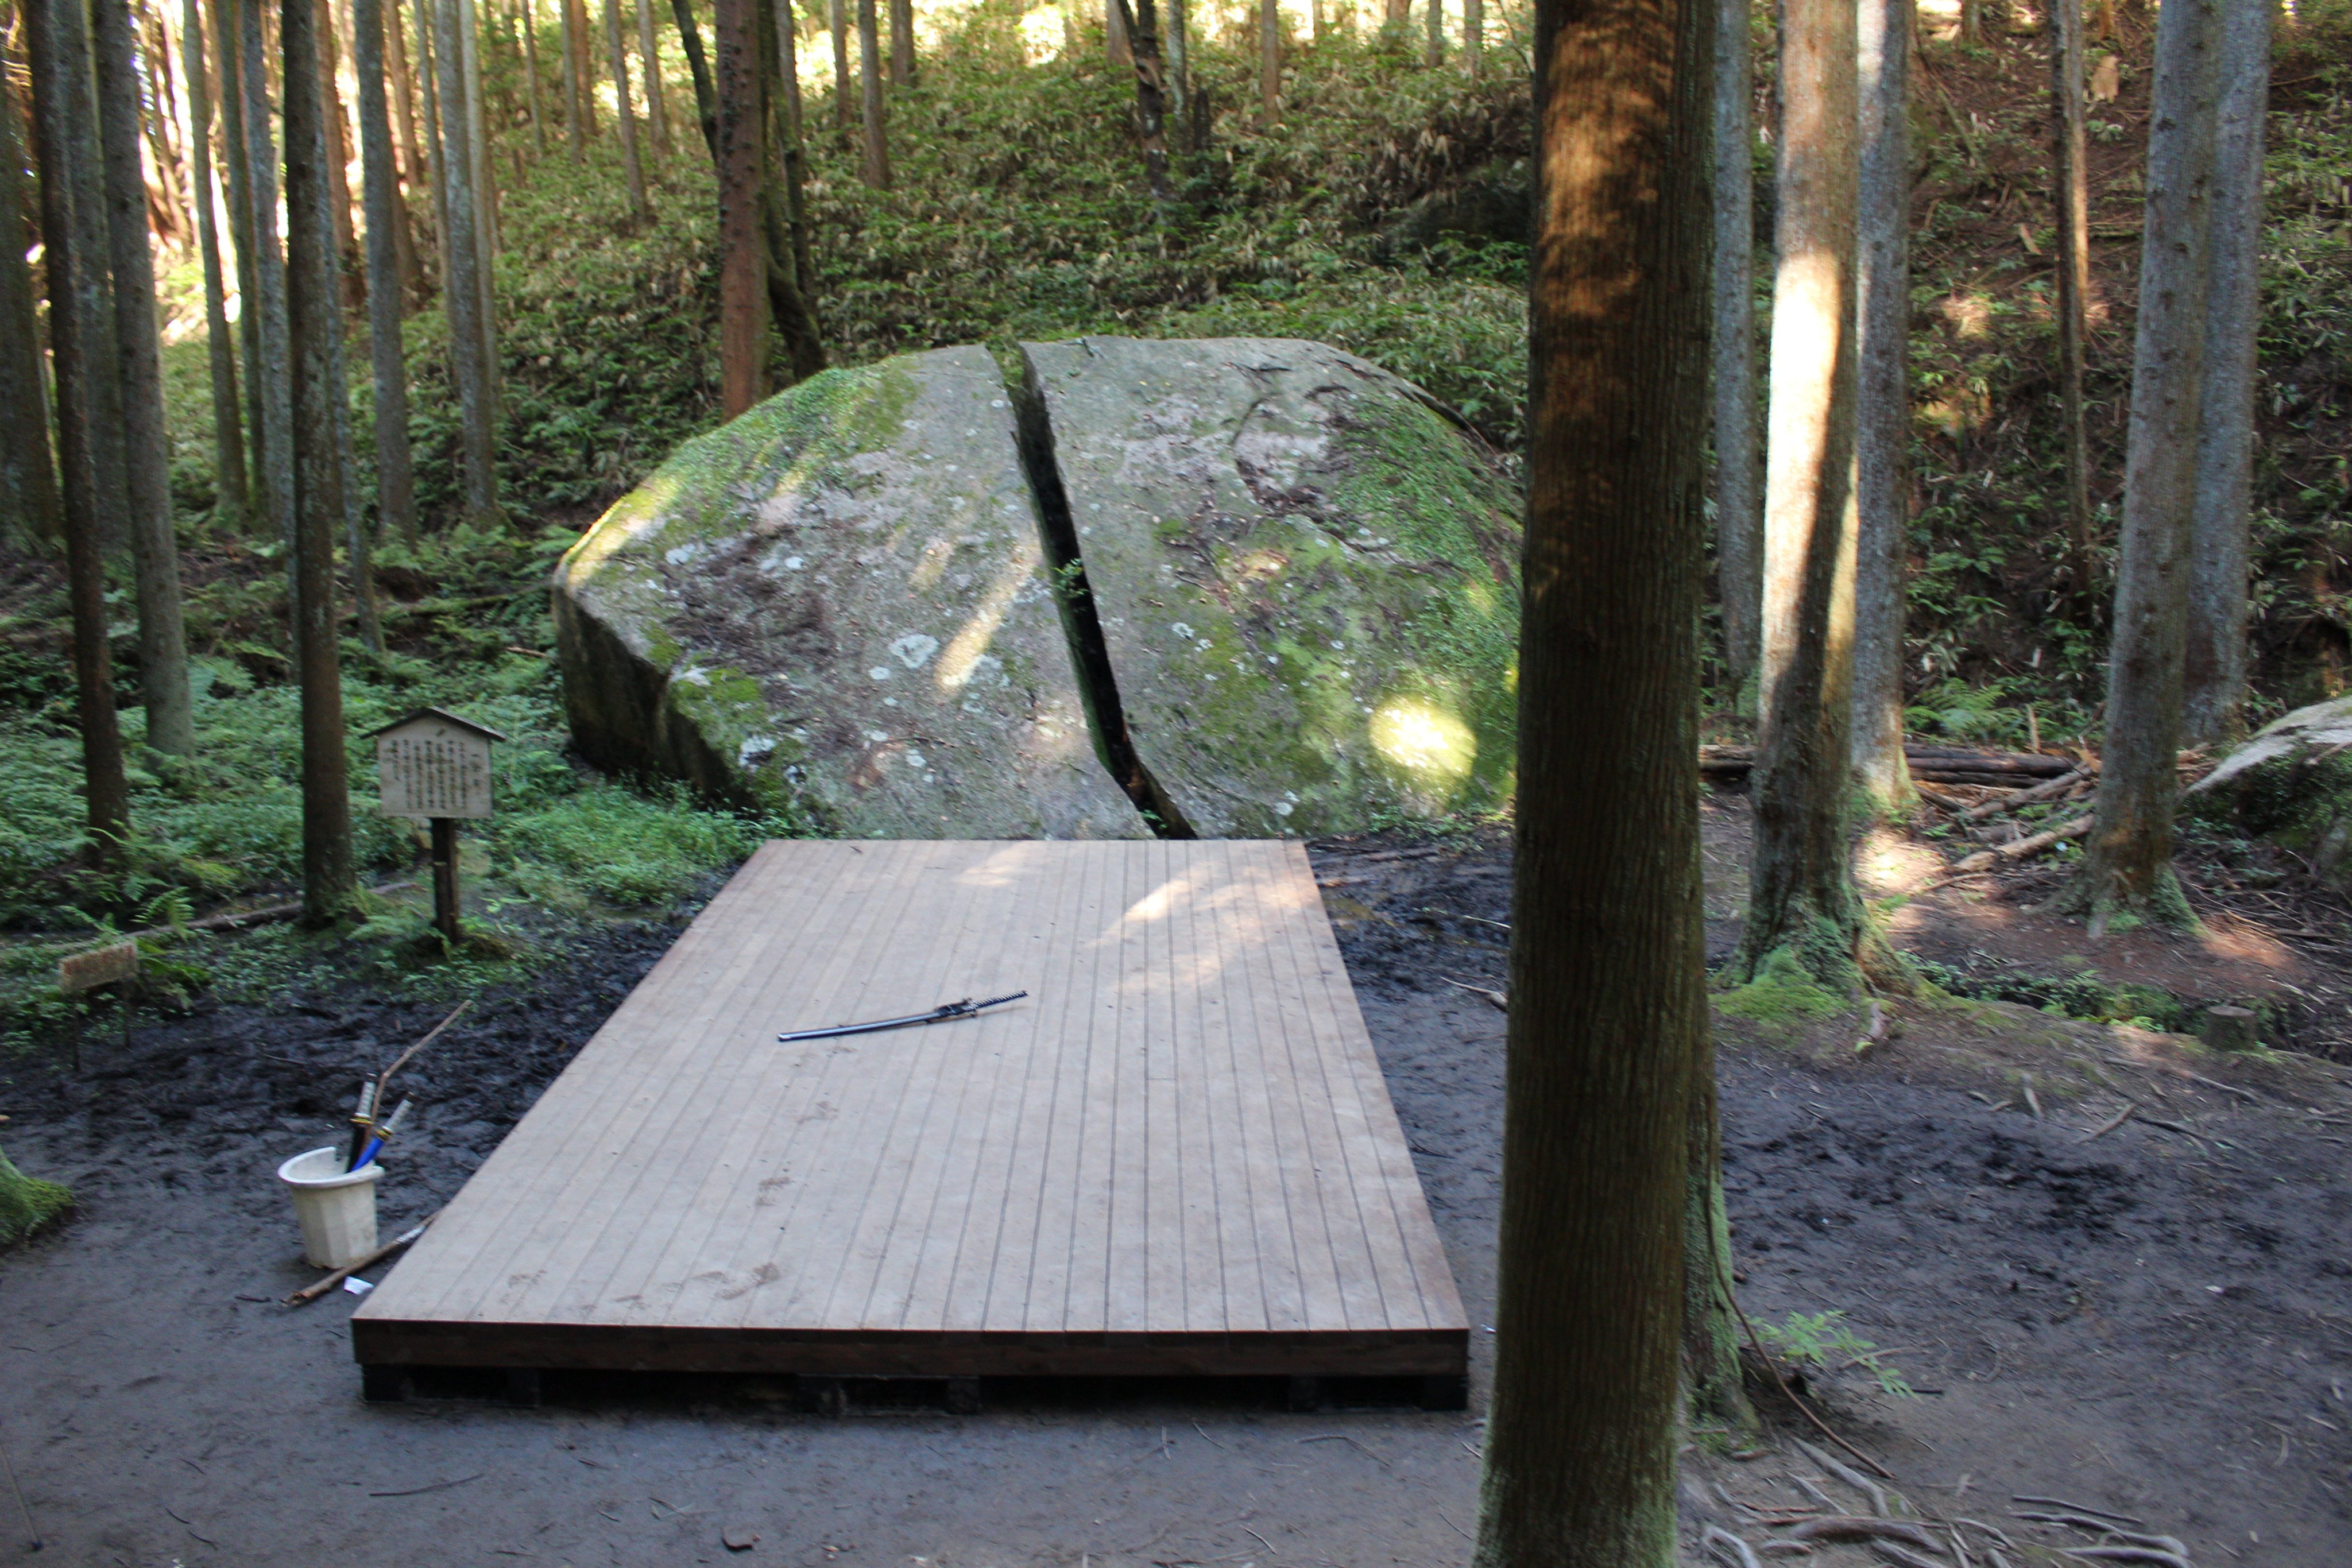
top-left (3, 791), bottom-right (2349, 1567)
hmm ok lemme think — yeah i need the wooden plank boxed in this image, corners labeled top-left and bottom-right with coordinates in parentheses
top-left (355, 839), bottom-right (1467, 1379)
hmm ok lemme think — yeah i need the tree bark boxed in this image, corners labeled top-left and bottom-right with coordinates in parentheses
top-left (312, 0), bottom-right (360, 307)
top-left (384, 0), bottom-right (425, 295)
top-left (1112, 0), bottom-right (1173, 206)
top-left (1464, 0), bottom-right (1481, 77)
top-left (560, 0), bottom-right (589, 150)
top-left (635, 0), bottom-right (668, 154)
top-left (2182, 0), bottom-right (2271, 747)
top-left (415, 0), bottom-right (455, 286)
top-left (1851, 0), bottom-right (1910, 812)
top-left (715, 0), bottom-right (767, 413)
top-left (26, 0), bottom-right (133, 858)
top-left (770, 0), bottom-right (813, 293)
top-left (235, 0), bottom-right (297, 541)
top-left (355, 0), bottom-right (417, 546)
top-left (603, 0), bottom-right (650, 216)
top-left (1164, 0), bottom-right (1186, 123)
top-left (1105, 0), bottom-right (1128, 68)
top-left (281, 0), bottom-right (358, 920)
top-left (0, 34), bottom-right (63, 552)
top-left (1682, 1039), bottom-right (1751, 1429)
top-left (519, 0), bottom-right (546, 153)
top-left (672, 0), bottom-right (717, 158)
top-left (827, 0), bottom-right (846, 135)
top-left (95, 0), bottom-right (197, 755)
top-left (1423, 0), bottom-right (1440, 67)
top-left (854, 0), bottom-right (885, 185)
top-left (885, 0), bottom-right (907, 82)
top-left (2051, 0), bottom-right (2093, 611)
top-left (458, 0), bottom-right (500, 418)
top-left (1473, 0), bottom-right (1711, 1562)
top-left (1736, 0), bottom-right (1862, 989)
top-left (1710, 0), bottom-right (1757, 699)
top-left (1257, 0), bottom-right (1276, 125)
top-left (435, 0), bottom-right (500, 519)
top-left (2062, 0), bottom-right (2221, 932)
top-left (208, 0), bottom-right (268, 519)
top-left (181, 0), bottom-right (250, 532)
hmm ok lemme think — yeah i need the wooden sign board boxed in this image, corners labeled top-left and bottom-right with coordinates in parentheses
top-left (374, 708), bottom-right (504, 821)
top-left (59, 940), bottom-right (138, 994)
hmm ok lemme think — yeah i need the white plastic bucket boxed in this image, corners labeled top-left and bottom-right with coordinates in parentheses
top-left (277, 1147), bottom-right (382, 1269)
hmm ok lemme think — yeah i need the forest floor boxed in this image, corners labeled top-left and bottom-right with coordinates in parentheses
top-left (3, 788), bottom-right (2349, 1566)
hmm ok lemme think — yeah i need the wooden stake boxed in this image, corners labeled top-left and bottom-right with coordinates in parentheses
top-left (431, 816), bottom-right (461, 940)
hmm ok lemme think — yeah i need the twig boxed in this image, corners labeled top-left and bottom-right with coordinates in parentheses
top-left (1297, 1433), bottom-right (1390, 1466)
top-left (1440, 975), bottom-right (1508, 1012)
top-left (375, 1000), bottom-right (471, 1103)
top-left (1726, 1287), bottom-right (1894, 1478)
top-left (0, 1433), bottom-right (38, 1551)
top-left (1705, 1526), bottom-right (1763, 1568)
top-left (1922, 816), bottom-right (2092, 891)
top-left (1962, 767), bottom-right (2094, 822)
top-left (2011, 1497), bottom-right (2142, 1526)
top-left (1436, 1509), bottom-right (1473, 1543)
top-left (2059, 1551), bottom-right (2189, 1568)
top-left (2082, 1103), bottom-right (2137, 1141)
top-left (287, 1211), bottom-right (441, 1305)
top-left (1792, 1438), bottom-right (1893, 1515)
top-left (2022, 1075), bottom-right (2044, 1120)
top-left (369, 1472), bottom-right (485, 1498)
top-left (1868, 1543), bottom-right (1945, 1568)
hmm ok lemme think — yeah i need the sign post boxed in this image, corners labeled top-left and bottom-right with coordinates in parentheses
top-left (370, 708), bottom-right (506, 943)
top-left (59, 939), bottom-right (140, 1070)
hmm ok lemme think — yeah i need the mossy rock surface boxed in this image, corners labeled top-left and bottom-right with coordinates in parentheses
top-left (2188, 695), bottom-right (2352, 886)
top-left (554, 346), bottom-right (1143, 839)
top-left (1024, 336), bottom-right (1521, 837)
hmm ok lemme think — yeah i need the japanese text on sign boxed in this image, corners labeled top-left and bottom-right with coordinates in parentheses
top-left (378, 727), bottom-right (494, 819)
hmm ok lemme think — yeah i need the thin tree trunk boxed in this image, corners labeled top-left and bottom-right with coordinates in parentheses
top-left (2063, 0), bottom-right (2221, 932)
top-left (2052, 0), bottom-right (2093, 610)
top-left (1257, 0), bottom-right (1276, 125)
top-left (1105, 0), bottom-right (1127, 68)
top-left (1474, 0), bottom-right (1711, 1561)
top-left (0, 30), bottom-right (64, 552)
top-left (435, 0), bottom-right (499, 518)
top-left (885, 0), bottom-right (907, 82)
top-left (771, 0), bottom-right (813, 293)
top-left (1164, 0), bottom-right (1186, 124)
top-left (1112, 0), bottom-right (1172, 206)
top-left (715, 0), bottom-right (766, 413)
top-left (458, 0), bottom-right (500, 417)
top-left (209, 0), bottom-right (268, 518)
top-left (520, 0), bottom-right (546, 153)
top-left (25, 0), bottom-right (133, 860)
top-left (235, 0), bottom-right (297, 542)
top-left (1423, 0), bottom-right (1439, 67)
top-left (753, 0), bottom-right (819, 381)
top-left (855, 0), bottom-right (884, 185)
top-left (672, 0), bottom-right (717, 158)
top-left (140, 2), bottom-right (192, 246)
top-left (1851, 0), bottom-right (1910, 812)
top-left (635, 0), bottom-right (667, 153)
top-left (314, 0), bottom-right (359, 306)
top-left (1711, 0), bottom-right (1758, 700)
top-left (416, 0), bottom-right (454, 288)
top-left (1464, 0), bottom-right (1480, 76)
top-left (281, 0), bottom-right (357, 919)
top-left (828, 0), bottom-right (847, 135)
top-left (95, 0), bottom-right (194, 753)
top-left (355, 0), bottom-right (417, 545)
top-left (1737, 0), bottom-right (1863, 989)
top-left (182, 0), bottom-right (247, 536)
top-left (560, 0), bottom-right (586, 150)
top-left (385, 0), bottom-right (425, 294)
top-left (1682, 1040), bottom-right (1751, 1430)
top-left (2183, 0), bottom-right (2272, 747)
top-left (604, 0), bottom-right (649, 216)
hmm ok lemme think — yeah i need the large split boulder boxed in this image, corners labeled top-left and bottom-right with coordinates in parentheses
top-left (1023, 336), bottom-right (1521, 837)
top-left (554, 345), bottom-right (1143, 839)
top-left (2187, 695), bottom-right (2352, 887)
top-left (554, 336), bottom-right (1523, 840)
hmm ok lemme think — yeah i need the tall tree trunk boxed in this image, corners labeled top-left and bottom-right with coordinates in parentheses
top-left (235, 0), bottom-right (297, 541)
top-left (1474, 0), bottom-right (1711, 1561)
top-left (560, 0), bottom-right (588, 150)
top-left (1711, 0), bottom-right (1757, 700)
top-left (25, 0), bottom-right (134, 860)
top-left (1736, 0), bottom-right (1863, 989)
top-left (827, 0), bottom-right (846, 135)
top-left (2061, 0), bottom-right (2221, 934)
top-left (885, 0), bottom-right (907, 82)
top-left (715, 0), bottom-right (765, 413)
top-left (1423, 0), bottom-right (1439, 67)
top-left (1163, 0), bottom-right (1186, 124)
top-left (854, 0), bottom-right (884, 185)
top-left (2183, 0), bottom-right (2272, 748)
top-left (1464, 0), bottom-right (1480, 77)
top-left (1112, 0), bottom-right (1172, 206)
top-left (355, 0), bottom-right (417, 545)
top-left (416, 0), bottom-right (455, 288)
top-left (753, 0), bottom-right (819, 381)
top-left (0, 34), bottom-right (63, 552)
top-left (2051, 0), bottom-right (2093, 611)
top-left (182, 0), bottom-right (250, 531)
top-left (1682, 1039), bottom-right (1751, 1429)
top-left (1256, 0), bottom-right (1276, 125)
top-left (770, 0), bottom-right (812, 292)
top-left (314, 0), bottom-right (360, 307)
top-left (603, 0), bottom-right (649, 216)
top-left (520, 0), bottom-right (547, 154)
top-left (458, 0), bottom-right (500, 417)
top-left (208, 0), bottom-right (268, 517)
top-left (281, 0), bottom-right (357, 920)
top-left (1851, 0), bottom-right (1910, 812)
top-left (672, 0), bottom-right (717, 157)
top-left (385, 0), bottom-right (425, 296)
top-left (435, 0), bottom-right (499, 518)
top-left (95, 0), bottom-right (196, 754)
top-left (635, 0), bottom-right (667, 153)
top-left (1105, 0), bottom-right (1127, 68)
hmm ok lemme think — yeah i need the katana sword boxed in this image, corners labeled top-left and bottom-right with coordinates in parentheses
top-left (776, 991), bottom-right (1029, 1043)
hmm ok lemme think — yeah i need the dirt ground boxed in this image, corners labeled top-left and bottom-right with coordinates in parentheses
top-left (3, 791), bottom-right (2350, 1567)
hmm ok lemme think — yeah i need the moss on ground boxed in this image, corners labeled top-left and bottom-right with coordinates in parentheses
top-left (1714, 947), bottom-right (1854, 1031)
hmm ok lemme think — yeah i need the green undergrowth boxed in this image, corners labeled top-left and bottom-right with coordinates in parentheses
top-left (0, 1141), bottom-right (71, 1248)
top-left (1713, 946), bottom-right (1855, 1030)
top-left (1907, 952), bottom-right (2195, 1035)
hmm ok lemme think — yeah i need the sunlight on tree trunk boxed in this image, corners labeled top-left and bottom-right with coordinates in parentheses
top-left (1112, 0), bottom-right (1174, 206)
top-left (887, 0), bottom-right (911, 82)
top-left (1464, 0), bottom-right (1480, 76)
top-left (1851, 0), bottom-right (1912, 814)
top-left (672, 0), bottom-right (719, 158)
top-left (181, 0), bottom-right (250, 532)
top-left (0, 34), bottom-right (64, 553)
top-left (1472, 1), bottom-right (1711, 1563)
top-left (2183, 0), bottom-right (2273, 748)
top-left (520, 0), bottom-right (548, 155)
top-left (1165, 0), bottom-right (1187, 122)
top-left (2051, 0), bottom-right (2094, 610)
top-left (636, 0), bottom-right (670, 154)
top-left (1738, 0), bottom-right (1865, 991)
top-left (717, 0), bottom-right (769, 412)
top-left (856, 0), bottom-right (887, 185)
top-left (604, 0), bottom-right (652, 218)
top-left (24, 0), bottom-right (133, 861)
top-left (235, 0), bottom-right (297, 542)
top-left (1258, 0), bottom-right (1278, 125)
top-left (356, 0), bottom-right (419, 546)
top-left (1710, 0), bottom-right (1758, 702)
top-left (829, 0), bottom-right (849, 135)
top-left (2060, 0), bottom-right (2221, 935)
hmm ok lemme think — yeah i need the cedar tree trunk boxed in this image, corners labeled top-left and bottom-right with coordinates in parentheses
top-left (1112, 0), bottom-right (1173, 205)
top-left (355, 0), bottom-right (419, 544)
top-left (1851, 0), bottom-right (1911, 811)
top-left (636, 0), bottom-right (670, 154)
top-left (435, 0), bottom-right (500, 518)
top-left (604, 0), bottom-right (651, 216)
top-left (0, 46), bottom-right (63, 552)
top-left (855, 0), bottom-right (885, 185)
top-left (1710, 0), bottom-right (1757, 698)
top-left (2051, 0), bottom-right (2092, 606)
top-left (715, 0), bottom-right (768, 412)
top-left (235, 0), bottom-right (297, 540)
top-left (181, 0), bottom-right (250, 529)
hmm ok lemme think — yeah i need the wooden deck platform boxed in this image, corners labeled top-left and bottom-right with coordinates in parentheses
top-left (351, 840), bottom-right (1467, 1383)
